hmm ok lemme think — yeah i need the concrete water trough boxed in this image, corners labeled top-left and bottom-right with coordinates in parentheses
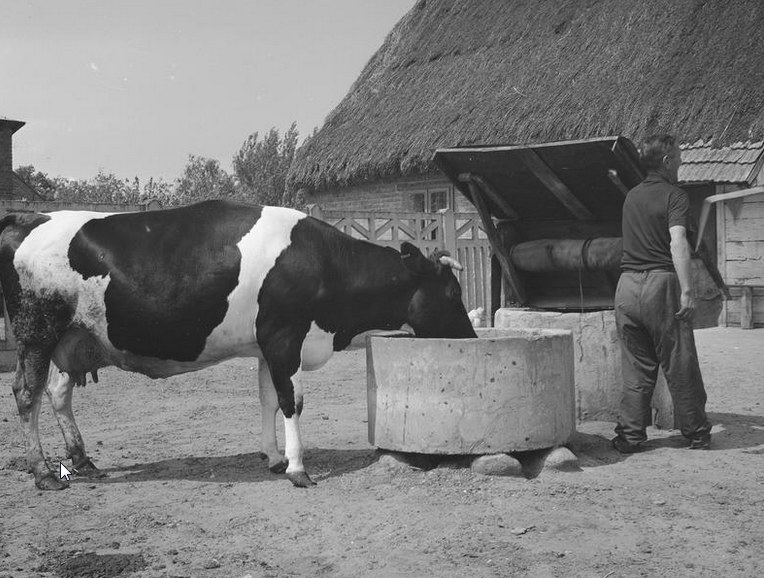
top-left (366, 328), bottom-right (575, 455)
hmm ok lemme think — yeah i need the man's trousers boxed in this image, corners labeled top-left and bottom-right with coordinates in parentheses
top-left (614, 270), bottom-right (712, 444)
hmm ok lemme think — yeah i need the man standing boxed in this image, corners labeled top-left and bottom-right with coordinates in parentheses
top-left (612, 134), bottom-right (712, 453)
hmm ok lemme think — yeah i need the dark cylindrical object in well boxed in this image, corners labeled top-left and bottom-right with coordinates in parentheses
top-left (509, 237), bottom-right (622, 272)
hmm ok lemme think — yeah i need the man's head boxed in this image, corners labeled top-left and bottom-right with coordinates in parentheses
top-left (640, 134), bottom-right (682, 184)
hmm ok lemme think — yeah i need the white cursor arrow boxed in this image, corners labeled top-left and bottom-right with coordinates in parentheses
top-left (59, 462), bottom-right (73, 481)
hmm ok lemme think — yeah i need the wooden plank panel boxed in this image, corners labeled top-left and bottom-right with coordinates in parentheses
top-left (717, 197), bottom-right (728, 325)
top-left (724, 285), bottom-right (764, 328)
top-left (725, 219), bottom-right (764, 242)
top-left (726, 311), bottom-right (764, 328)
top-left (459, 247), bottom-right (472, 310)
top-left (740, 287), bottom-right (754, 329)
top-left (475, 246), bottom-right (486, 312)
top-left (726, 292), bottom-right (764, 311)
top-left (726, 309), bottom-right (764, 328)
top-left (474, 248), bottom-right (483, 310)
top-left (725, 261), bottom-right (764, 285)
top-left (514, 149), bottom-right (596, 221)
top-left (726, 241), bottom-right (764, 261)
top-left (726, 200), bottom-right (764, 220)
top-left (740, 197), bottom-right (764, 207)
top-left (727, 286), bottom-right (764, 297)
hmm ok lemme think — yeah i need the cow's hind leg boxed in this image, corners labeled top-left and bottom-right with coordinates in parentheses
top-left (45, 367), bottom-right (104, 478)
top-left (12, 349), bottom-right (67, 490)
top-left (258, 361), bottom-right (287, 473)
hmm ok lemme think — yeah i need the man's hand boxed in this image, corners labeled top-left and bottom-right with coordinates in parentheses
top-left (675, 291), bottom-right (695, 321)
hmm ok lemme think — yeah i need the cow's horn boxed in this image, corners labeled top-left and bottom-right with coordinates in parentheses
top-left (438, 255), bottom-right (464, 271)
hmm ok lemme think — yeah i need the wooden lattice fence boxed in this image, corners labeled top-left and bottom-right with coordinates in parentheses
top-left (309, 206), bottom-right (492, 316)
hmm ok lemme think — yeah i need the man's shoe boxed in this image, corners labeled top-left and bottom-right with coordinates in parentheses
top-left (611, 436), bottom-right (643, 454)
top-left (689, 436), bottom-right (711, 450)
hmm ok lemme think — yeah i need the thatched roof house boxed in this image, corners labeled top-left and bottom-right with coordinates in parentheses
top-left (288, 0), bottom-right (764, 328)
top-left (288, 0), bottom-right (764, 206)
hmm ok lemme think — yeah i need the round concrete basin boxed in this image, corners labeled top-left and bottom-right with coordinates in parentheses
top-left (366, 328), bottom-right (575, 454)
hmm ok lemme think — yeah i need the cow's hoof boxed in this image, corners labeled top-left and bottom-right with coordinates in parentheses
top-left (269, 459), bottom-right (288, 474)
top-left (74, 458), bottom-right (107, 479)
top-left (287, 471), bottom-right (317, 488)
top-left (35, 472), bottom-right (69, 491)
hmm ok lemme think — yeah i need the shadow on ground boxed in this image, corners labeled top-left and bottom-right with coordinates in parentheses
top-left (37, 551), bottom-right (146, 578)
top-left (78, 448), bottom-right (377, 486)
top-left (568, 412), bottom-right (764, 466)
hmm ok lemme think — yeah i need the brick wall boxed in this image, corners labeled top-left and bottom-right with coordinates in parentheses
top-left (0, 119), bottom-right (25, 201)
top-left (0, 126), bottom-right (12, 200)
top-left (304, 172), bottom-right (477, 213)
top-left (308, 180), bottom-right (404, 212)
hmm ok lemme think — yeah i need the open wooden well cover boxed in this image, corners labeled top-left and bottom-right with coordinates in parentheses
top-left (433, 136), bottom-right (643, 222)
top-left (432, 137), bottom-right (643, 310)
top-left (433, 136), bottom-right (724, 319)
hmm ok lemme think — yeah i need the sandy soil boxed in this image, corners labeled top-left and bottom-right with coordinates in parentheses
top-left (1, 326), bottom-right (763, 578)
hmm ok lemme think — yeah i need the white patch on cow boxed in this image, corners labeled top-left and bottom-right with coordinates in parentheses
top-left (15, 211), bottom-right (113, 291)
top-left (14, 211), bottom-right (116, 347)
top-left (201, 206), bottom-right (307, 361)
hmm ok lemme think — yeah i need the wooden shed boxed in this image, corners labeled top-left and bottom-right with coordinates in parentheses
top-left (288, 0), bottom-right (764, 327)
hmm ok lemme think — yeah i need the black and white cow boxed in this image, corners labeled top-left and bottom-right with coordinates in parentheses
top-left (0, 200), bottom-right (476, 490)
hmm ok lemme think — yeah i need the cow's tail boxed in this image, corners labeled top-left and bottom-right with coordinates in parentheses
top-left (0, 212), bottom-right (30, 238)
top-left (0, 214), bottom-right (16, 234)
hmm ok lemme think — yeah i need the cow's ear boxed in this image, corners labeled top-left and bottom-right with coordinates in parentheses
top-left (400, 241), bottom-right (436, 276)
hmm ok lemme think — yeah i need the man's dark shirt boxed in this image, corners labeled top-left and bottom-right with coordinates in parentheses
top-left (621, 171), bottom-right (691, 272)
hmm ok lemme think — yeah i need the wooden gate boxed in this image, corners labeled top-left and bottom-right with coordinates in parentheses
top-left (308, 206), bottom-right (491, 316)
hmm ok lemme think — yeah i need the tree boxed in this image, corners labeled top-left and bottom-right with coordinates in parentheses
top-left (46, 172), bottom-right (172, 205)
top-left (14, 165), bottom-right (56, 199)
top-left (233, 122), bottom-right (299, 206)
top-left (173, 155), bottom-right (236, 206)
top-left (52, 171), bottom-right (133, 204)
top-left (141, 177), bottom-right (175, 206)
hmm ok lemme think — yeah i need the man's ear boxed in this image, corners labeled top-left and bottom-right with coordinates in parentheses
top-left (400, 241), bottom-right (436, 276)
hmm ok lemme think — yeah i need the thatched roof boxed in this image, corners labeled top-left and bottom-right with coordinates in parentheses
top-left (289, 0), bottom-right (764, 193)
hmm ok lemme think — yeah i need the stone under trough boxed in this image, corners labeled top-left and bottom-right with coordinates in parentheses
top-left (366, 328), bottom-right (575, 455)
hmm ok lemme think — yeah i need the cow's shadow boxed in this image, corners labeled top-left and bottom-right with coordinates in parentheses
top-left (67, 412), bottom-right (764, 483)
top-left (80, 447), bottom-right (378, 486)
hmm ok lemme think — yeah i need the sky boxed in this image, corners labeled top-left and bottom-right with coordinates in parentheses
top-left (2, 1), bottom-right (416, 182)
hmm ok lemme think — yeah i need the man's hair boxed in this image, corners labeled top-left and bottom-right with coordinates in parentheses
top-left (639, 134), bottom-right (676, 171)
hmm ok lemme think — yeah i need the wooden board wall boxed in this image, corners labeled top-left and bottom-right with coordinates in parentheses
top-left (719, 188), bottom-right (764, 328)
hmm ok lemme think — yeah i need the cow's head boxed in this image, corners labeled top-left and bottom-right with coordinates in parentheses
top-left (400, 242), bottom-right (478, 339)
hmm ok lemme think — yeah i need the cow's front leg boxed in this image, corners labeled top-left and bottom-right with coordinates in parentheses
top-left (45, 367), bottom-right (104, 479)
top-left (270, 365), bottom-right (314, 487)
top-left (257, 361), bottom-right (286, 473)
top-left (13, 350), bottom-right (67, 490)
top-left (282, 370), bottom-right (314, 487)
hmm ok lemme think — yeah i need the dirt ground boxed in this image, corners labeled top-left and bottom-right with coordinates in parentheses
top-left (1, 326), bottom-right (763, 578)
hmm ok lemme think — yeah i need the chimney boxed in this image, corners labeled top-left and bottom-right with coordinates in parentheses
top-left (0, 118), bottom-right (26, 200)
